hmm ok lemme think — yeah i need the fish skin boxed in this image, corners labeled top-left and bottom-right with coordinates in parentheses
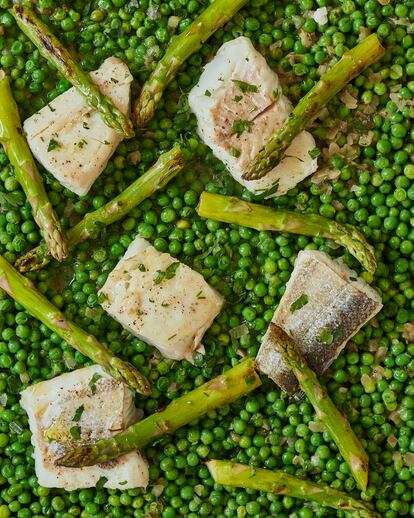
top-left (257, 251), bottom-right (383, 394)
top-left (23, 57), bottom-right (132, 196)
top-left (188, 36), bottom-right (318, 198)
top-left (99, 237), bottom-right (224, 361)
top-left (20, 365), bottom-right (148, 490)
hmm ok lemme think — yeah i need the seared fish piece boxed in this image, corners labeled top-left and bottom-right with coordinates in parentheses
top-left (256, 251), bottom-right (382, 394)
top-left (20, 365), bottom-right (148, 490)
top-left (188, 37), bottom-right (318, 198)
top-left (24, 57), bottom-right (132, 196)
top-left (99, 237), bottom-right (224, 361)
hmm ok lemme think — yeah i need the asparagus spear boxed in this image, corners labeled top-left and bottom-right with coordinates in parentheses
top-left (0, 70), bottom-right (68, 262)
top-left (244, 34), bottom-right (385, 180)
top-left (0, 255), bottom-right (151, 395)
top-left (268, 324), bottom-right (369, 492)
top-left (15, 145), bottom-right (185, 272)
top-left (11, 5), bottom-right (134, 139)
top-left (197, 191), bottom-right (376, 273)
top-left (134, 0), bottom-right (248, 126)
top-left (56, 359), bottom-right (261, 467)
top-left (207, 461), bottom-right (378, 518)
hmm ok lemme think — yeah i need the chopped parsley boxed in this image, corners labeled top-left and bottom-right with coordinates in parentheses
top-left (110, 77), bottom-right (119, 83)
top-left (308, 147), bottom-right (321, 159)
top-left (154, 262), bottom-right (180, 285)
top-left (77, 139), bottom-right (87, 149)
top-left (231, 119), bottom-right (253, 137)
top-left (232, 80), bottom-right (258, 93)
top-left (88, 373), bottom-right (102, 395)
top-left (82, 122), bottom-right (90, 130)
top-left (69, 426), bottom-right (81, 440)
top-left (230, 147), bottom-right (241, 158)
top-left (136, 309), bottom-right (143, 316)
top-left (204, 89), bottom-right (211, 97)
top-left (47, 138), bottom-right (60, 152)
top-left (290, 294), bottom-right (309, 312)
top-left (233, 95), bottom-right (243, 102)
top-left (316, 328), bottom-right (334, 346)
top-left (96, 476), bottom-right (108, 490)
top-left (72, 405), bottom-right (85, 422)
top-left (138, 263), bottom-right (147, 272)
top-left (272, 89), bottom-right (280, 100)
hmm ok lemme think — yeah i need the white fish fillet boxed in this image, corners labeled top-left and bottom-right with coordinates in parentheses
top-left (99, 237), bottom-right (224, 361)
top-left (20, 365), bottom-right (148, 490)
top-left (188, 37), bottom-right (318, 197)
top-left (23, 57), bottom-right (133, 196)
top-left (256, 251), bottom-right (383, 394)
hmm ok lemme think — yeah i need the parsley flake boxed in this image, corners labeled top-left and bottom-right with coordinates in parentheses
top-left (231, 119), bottom-right (253, 137)
top-left (290, 294), bottom-right (309, 312)
top-left (154, 262), bottom-right (180, 285)
top-left (70, 426), bottom-right (81, 440)
top-left (308, 147), bottom-right (321, 159)
top-left (232, 80), bottom-right (258, 93)
top-left (47, 139), bottom-right (60, 152)
top-left (73, 405), bottom-right (84, 422)
top-left (96, 476), bottom-right (108, 490)
top-left (88, 373), bottom-right (102, 395)
top-left (204, 89), bottom-right (211, 97)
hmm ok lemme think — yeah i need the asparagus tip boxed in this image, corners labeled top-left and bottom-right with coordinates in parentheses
top-left (133, 94), bottom-right (154, 128)
top-left (55, 445), bottom-right (94, 468)
top-left (111, 358), bottom-right (152, 396)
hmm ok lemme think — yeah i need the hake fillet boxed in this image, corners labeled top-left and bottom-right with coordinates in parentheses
top-left (99, 237), bottom-right (224, 361)
top-left (20, 365), bottom-right (148, 490)
top-left (188, 37), bottom-right (318, 198)
top-left (256, 251), bottom-right (383, 394)
top-left (23, 57), bottom-right (133, 196)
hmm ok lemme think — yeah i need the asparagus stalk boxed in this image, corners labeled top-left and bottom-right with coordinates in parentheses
top-left (0, 255), bottom-right (151, 395)
top-left (197, 191), bottom-right (376, 273)
top-left (56, 359), bottom-right (261, 467)
top-left (11, 5), bottom-right (134, 138)
top-left (15, 145), bottom-right (185, 272)
top-left (244, 34), bottom-right (385, 180)
top-left (0, 70), bottom-right (68, 262)
top-left (134, 0), bottom-right (248, 126)
top-left (207, 461), bottom-right (378, 518)
top-left (268, 324), bottom-right (369, 492)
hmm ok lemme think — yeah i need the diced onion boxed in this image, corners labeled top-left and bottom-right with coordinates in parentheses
top-left (404, 453), bottom-right (414, 467)
top-left (387, 435), bottom-right (397, 448)
top-left (313, 7), bottom-right (328, 25)
top-left (230, 324), bottom-right (249, 340)
top-left (152, 485), bottom-right (164, 497)
top-left (308, 421), bottom-right (325, 433)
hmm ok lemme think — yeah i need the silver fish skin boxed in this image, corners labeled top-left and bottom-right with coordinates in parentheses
top-left (256, 250), bottom-right (383, 394)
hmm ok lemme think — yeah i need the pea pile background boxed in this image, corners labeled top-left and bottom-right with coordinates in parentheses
top-left (0, 0), bottom-right (414, 517)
